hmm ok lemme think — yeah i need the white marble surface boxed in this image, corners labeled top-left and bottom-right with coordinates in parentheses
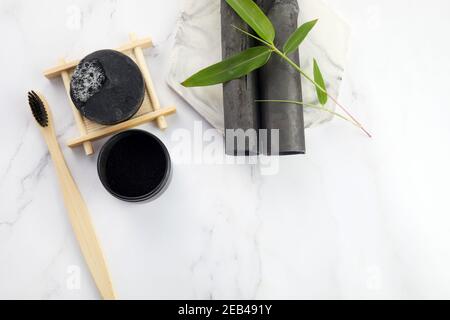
top-left (168, 0), bottom-right (350, 131)
top-left (1, 0), bottom-right (450, 300)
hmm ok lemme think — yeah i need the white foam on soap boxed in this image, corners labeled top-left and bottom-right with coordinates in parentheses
top-left (71, 60), bottom-right (106, 103)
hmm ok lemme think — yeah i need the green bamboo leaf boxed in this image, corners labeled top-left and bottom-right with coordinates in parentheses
top-left (182, 46), bottom-right (272, 87)
top-left (283, 19), bottom-right (318, 54)
top-left (313, 59), bottom-right (328, 105)
top-left (226, 0), bottom-right (275, 44)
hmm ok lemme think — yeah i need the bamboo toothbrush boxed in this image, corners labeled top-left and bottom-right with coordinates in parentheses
top-left (27, 91), bottom-right (117, 300)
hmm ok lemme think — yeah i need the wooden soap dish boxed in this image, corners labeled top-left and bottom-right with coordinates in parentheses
top-left (44, 33), bottom-right (176, 156)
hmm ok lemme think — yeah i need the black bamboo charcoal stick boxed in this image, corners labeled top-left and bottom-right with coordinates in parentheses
top-left (257, 0), bottom-right (306, 155)
top-left (221, 0), bottom-right (260, 156)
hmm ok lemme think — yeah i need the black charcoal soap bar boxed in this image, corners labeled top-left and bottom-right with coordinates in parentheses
top-left (70, 49), bottom-right (145, 125)
top-left (221, 0), bottom-right (260, 156)
top-left (256, 0), bottom-right (306, 155)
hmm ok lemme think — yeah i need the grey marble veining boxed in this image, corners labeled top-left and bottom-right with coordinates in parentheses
top-left (2, 0), bottom-right (450, 300)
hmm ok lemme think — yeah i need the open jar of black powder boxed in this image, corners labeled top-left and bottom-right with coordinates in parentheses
top-left (97, 130), bottom-right (172, 202)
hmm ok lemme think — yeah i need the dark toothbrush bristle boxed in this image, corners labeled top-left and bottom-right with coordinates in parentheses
top-left (28, 91), bottom-right (48, 127)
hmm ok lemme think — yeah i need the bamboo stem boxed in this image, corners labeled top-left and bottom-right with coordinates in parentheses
top-left (233, 26), bottom-right (372, 138)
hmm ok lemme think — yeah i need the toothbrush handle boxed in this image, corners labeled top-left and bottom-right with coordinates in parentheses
top-left (44, 134), bottom-right (117, 300)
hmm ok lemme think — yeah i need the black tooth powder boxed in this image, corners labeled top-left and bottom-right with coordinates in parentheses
top-left (98, 130), bottom-right (172, 202)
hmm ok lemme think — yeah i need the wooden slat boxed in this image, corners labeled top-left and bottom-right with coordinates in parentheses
top-left (44, 37), bottom-right (153, 78)
top-left (130, 33), bottom-right (168, 130)
top-left (67, 107), bottom-right (177, 148)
